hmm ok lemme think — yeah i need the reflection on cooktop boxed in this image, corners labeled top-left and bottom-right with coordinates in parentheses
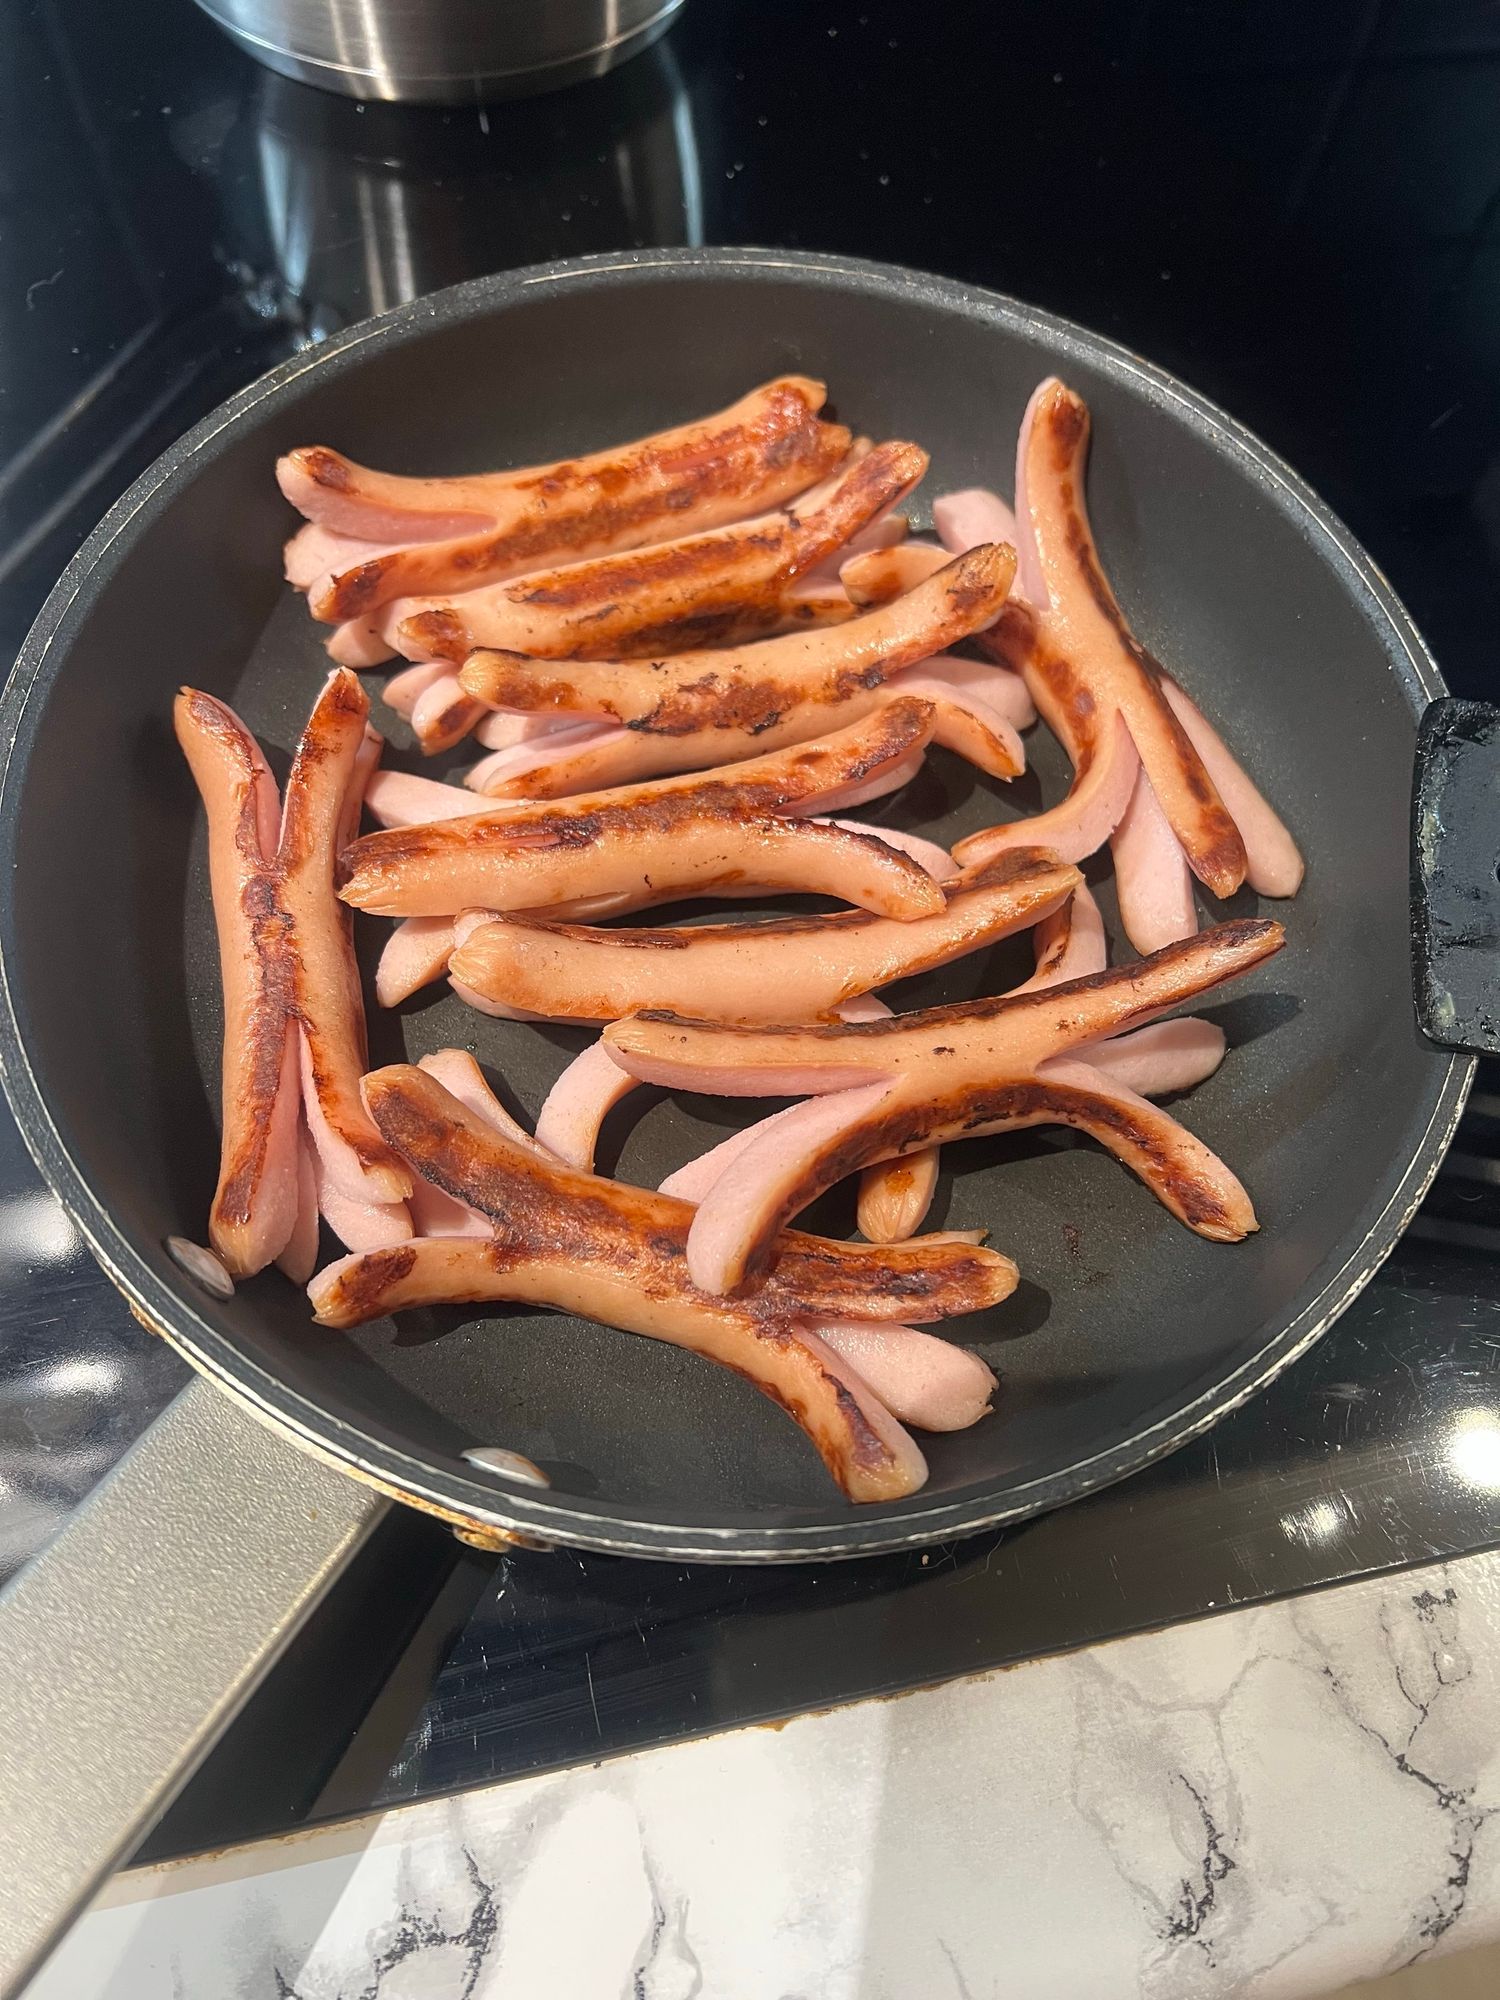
top-left (5, 0), bottom-right (1500, 1860)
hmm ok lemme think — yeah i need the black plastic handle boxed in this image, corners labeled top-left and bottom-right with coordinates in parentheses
top-left (1412, 696), bottom-right (1500, 1054)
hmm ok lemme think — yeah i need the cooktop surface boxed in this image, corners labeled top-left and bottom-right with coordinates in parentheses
top-left (3, 0), bottom-right (1500, 1860)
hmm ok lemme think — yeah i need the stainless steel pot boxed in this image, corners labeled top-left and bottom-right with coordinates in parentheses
top-left (191, 0), bottom-right (688, 103)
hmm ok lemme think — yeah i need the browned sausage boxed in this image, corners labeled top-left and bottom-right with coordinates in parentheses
top-left (604, 918), bottom-right (1286, 1290)
top-left (282, 378), bottom-right (853, 619)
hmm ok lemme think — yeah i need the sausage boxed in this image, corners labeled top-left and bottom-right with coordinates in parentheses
top-left (179, 678), bottom-right (413, 1261)
top-left (340, 805), bottom-right (946, 923)
top-left (459, 670), bottom-right (1020, 811)
top-left (465, 698), bottom-right (935, 815)
top-left (955, 710), bottom-right (1139, 871)
top-left (456, 544), bottom-right (1020, 787)
top-left (441, 822), bottom-right (953, 1023)
top-left (854, 1145), bottom-right (941, 1246)
top-left (808, 1318), bottom-right (996, 1432)
top-left (308, 1138), bottom-right (412, 1252)
top-left (854, 881), bottom-right (1225, 1241)
top-left (379, 441), bottom-right (926, 665)
top-left (895, 651), bottom-right (1035, 735)
top-left (1011, 884), bottom-right (1224, 1093)
top-left (1017, 880), bottom-right (1107, 988)
top-left (279, 670), bottom-right (411, 1207)
top-left (327, 617), bottom-right (396, 668)
top-left (968, 379), bottom-right (1257, 920)
top-left (532, 1038), bottom-right (642, 1173)
top-left (282, 378), bottom-right (854, 620)
top-left (885, 660), bottom-right (1025, 779)
top-left (840, 541), bottom-right (951, 605)
top-left (372, 832), bottom-right (949, 1008)
top-left (1111, 765), bottom-right (1199, 953)
top-left (276, 1126), bottom-right (322, 1284)
top-left (364, 699), bottom-right (935, 836)
top-left (462, 725), bottom-right (641, 798)
top-left (447, 850), bottom-right (1076, 1025)
top-left (846, 994), bottom-right (941, 1245)
top-left (375, 916), bottom-right (461, 1007)
top-left (603, 918), bottom-right (1286, 1290)
top-left (407, 673), bottom-right (488, 754)
top-left (838, 541), bottom-right (1037, 728)
top-left (1085, 1018), bottom-right (1226, 1097)
top-left (408, 1045), bottom-right (1018, 1326)
top-left (472, 712), bottom-right (605, 751)
top-left (337, 701), bottom-right (946, 921)
top-left (284, 521), bottom-right (388, 591)
top-left (363, 771), bottom-right (490, 827)
top-left (381, 659), bottom-right (451, 719)
top-left (345, 1066), bottom-right (927, 1502)
top-left (1159, 677), bottom-right (1304, 898)
top-left (404, 1049), bottom-right (564, 1234)
top-left (313, 1205), bottom-right (997, 1435)
top-left (653, 997), bottom-right (904, 1211)
top-left (815, 820), bottom-right (956, 882)
top-left (932, 487), bottom-right (1019, 556)
top-left (174, 690), bottom-right (301, 1277)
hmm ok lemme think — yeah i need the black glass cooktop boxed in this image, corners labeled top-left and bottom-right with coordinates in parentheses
top-left (5, 0), bottom-right (1500, 1861)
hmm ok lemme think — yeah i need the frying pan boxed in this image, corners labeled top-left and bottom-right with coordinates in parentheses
top-left (0, 249), bottom-right (1479, 1984)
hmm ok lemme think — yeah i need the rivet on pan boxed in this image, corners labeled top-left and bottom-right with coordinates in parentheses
top-left (165, 1236), bottom-right (235, 1300)
top-left (452, 1522), bottom-right (556, 1555)
top-left (462, 1446), bottom-right (551, 1487)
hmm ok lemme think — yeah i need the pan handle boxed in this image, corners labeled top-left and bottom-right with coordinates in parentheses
top-left (1412, 696), bottom-right (1500, 1055)
top-left (0, 1375), bottom-right (387, 1997)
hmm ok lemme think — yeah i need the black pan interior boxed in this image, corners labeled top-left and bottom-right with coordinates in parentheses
top-left (0, 254), bottom-right (1464, 1557)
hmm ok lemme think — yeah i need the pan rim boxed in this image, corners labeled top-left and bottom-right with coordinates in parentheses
top-left (0, 246), bottom-right (1472, 1561)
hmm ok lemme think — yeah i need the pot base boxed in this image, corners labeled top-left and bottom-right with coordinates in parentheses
top-left (194, 0), bottom-right (686, 104)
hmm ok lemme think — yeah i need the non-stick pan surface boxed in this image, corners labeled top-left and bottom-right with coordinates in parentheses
top-left (0, 250), bottom-right (1469, 1559)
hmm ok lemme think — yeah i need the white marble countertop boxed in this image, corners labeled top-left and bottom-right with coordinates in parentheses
top-left (32, 1548), bottom-right (1500, 2000)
